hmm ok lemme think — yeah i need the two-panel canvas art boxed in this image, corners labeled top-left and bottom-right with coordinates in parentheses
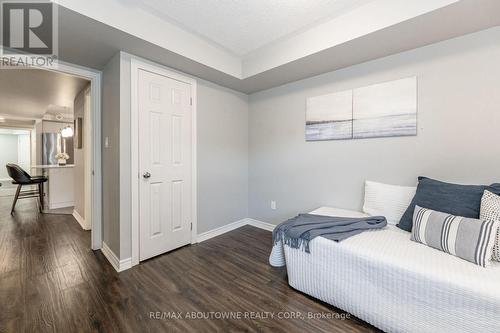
top-left (306, 77), bottom-right (417, 141)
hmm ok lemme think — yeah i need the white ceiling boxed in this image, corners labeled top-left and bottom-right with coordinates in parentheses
top-left (0, 69), bottom-right (89, 120)
top-left (127, 0), bottom-right (375, 56)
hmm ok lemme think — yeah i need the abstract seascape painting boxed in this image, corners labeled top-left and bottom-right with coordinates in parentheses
top-left (352, 77), bottom-right (417, 139)
top-left (306, 77), bottom-right (417, 141)
top-left (306, 89), bottom-right (353, 140)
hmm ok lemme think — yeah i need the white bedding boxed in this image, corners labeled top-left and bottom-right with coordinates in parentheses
top-left (274, 207), bottom-right (500, 333)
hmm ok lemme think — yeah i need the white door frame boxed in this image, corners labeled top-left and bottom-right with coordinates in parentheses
top-left (83, 86), bottom-right (93, 232)
top-left (36, 60), bottom-right (103, 250)
top-left (130, 58), bottom-right (197, 266)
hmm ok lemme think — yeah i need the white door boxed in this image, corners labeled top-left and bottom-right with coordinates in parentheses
top-left (138, 69), bottom-right (193, 261)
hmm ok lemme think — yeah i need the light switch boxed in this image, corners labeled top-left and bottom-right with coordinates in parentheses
top-left (104, 136), bottom-right (110, 148)
top-left (271, 201), bottom-right (277, 210)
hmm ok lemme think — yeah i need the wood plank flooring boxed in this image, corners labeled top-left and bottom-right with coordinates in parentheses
top-left (0, 197), bottom-right (380, 333)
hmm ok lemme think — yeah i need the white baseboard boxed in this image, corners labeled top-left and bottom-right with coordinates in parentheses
top-left (72, 209), bottom-right (90, 230)
top-left (197, 218), bottom-right (275, 243)
top-left (100, 218), bottom-right (274, 270)
top-left (197, 218), bottom-right (248, 243)
top-left (49, 201), bottom-right (74, 210)
top-left (246, 218), bottom-right (276, 231)
top-left (101, 242), bottom-right (132, 272)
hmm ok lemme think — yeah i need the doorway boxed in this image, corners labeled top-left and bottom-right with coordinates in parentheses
top-left (0, 61), bottom-right (102, 250)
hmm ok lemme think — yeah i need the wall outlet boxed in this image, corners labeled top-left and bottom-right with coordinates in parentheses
top-left (271, 200), bottom-right (277, 210)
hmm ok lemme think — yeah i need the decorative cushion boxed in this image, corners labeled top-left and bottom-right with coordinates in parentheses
top-left (480, 190), bottom-right (500, 261)
top-left (397, 177), bottom-right (500, 232)
top-left (411, 206), bottom-right (498, 267)
top-left (363, 181), bottom-right (416, 225)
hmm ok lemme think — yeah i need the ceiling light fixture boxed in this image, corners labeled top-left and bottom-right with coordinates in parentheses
top-left (61, 126), bottom-right (74, 138)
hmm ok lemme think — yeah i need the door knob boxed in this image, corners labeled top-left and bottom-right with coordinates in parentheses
top-left (143, 172), bottom-right (151, 179)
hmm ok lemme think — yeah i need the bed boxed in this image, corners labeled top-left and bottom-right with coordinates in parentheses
top-left (277, 207), bottom-right (500, 333)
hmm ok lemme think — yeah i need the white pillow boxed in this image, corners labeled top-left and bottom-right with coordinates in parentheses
top-left (363, 180), bottom-right (416, 225)
top-left (310, 206), bottom-right (369, 218)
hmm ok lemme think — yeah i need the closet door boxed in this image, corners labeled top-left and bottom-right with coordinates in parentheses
top-left (138, 69), bottom-right (192, 261)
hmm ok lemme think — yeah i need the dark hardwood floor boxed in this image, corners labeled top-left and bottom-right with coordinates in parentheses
top-left (0, 197), bottom-right (380, 333)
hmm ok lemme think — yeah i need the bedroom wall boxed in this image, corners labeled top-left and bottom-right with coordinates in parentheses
top-left (196, 80), bottom-right (249, 233)
top-left (248, 27), bottom-right (500, 224)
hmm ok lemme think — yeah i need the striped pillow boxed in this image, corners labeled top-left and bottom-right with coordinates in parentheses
top-left (411, 206), bottom-right (499, 267)
top-left (480, 190), bottom-right (500, 261)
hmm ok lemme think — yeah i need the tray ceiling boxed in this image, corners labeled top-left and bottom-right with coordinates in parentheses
top-left (128, 0), bottom-right (375, 56)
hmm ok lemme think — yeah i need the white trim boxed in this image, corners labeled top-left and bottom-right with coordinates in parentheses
top-left (72, 209), bottom-right (90, 230)
top-left (101, 243), bottom-right (132, 272)
top-left (83, 87), bottom-right (93, 238)
top-left (130, 57), bottom-right (198, 266)
top-left (49, 201), bottom-right (75, 210)
top-left (197, 218), bottom-right (276, 243)
top-left (247, 218), bottom-right (276, 232)
top-left (191, 81), bottom-right (198, 245)
top-left (35, 60), bottom-right (102, 251)
top-left (196, 219), bottom-right (248, 243)
top-left (102, 217), bottom-right (273, 271)
top-left (100, 217), bottom-right (274, 271)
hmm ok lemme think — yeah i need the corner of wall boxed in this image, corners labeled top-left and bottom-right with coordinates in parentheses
top-left (101, 51), bottom-right (122, 258)
top-left (118, 52), bottom-right (133, 260)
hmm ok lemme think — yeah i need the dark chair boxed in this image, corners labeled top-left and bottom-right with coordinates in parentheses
top-left (6, 164), bottom-right (48, 214)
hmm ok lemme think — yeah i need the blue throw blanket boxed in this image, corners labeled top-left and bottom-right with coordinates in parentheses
top-left (272, 214), bottom-right (387, 253)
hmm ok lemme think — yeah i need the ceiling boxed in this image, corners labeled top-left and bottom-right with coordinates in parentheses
top-left (55, 0), bottom-right (500, 93)
top-left (0, 69), bottom-right (89, 120)
top-left (126, 0), bottom-right (374, 56)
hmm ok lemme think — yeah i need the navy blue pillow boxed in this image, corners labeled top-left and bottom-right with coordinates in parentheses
top-left (397, 177), bottom-right (500, 232)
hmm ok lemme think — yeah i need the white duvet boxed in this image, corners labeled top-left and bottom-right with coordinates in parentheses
top-left (271, 207), bottom-right (500, 333)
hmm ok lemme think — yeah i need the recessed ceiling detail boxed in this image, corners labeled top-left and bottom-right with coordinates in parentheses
top-left (127, 0), bottom-right (375, 56)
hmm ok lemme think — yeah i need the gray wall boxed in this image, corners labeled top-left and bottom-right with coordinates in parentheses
top-left (102, 52), bottom-right (121, 256)
top-left (248, 27), bottom-right (500, 224)
top-left (197, 80), bottom-right (249, 233)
